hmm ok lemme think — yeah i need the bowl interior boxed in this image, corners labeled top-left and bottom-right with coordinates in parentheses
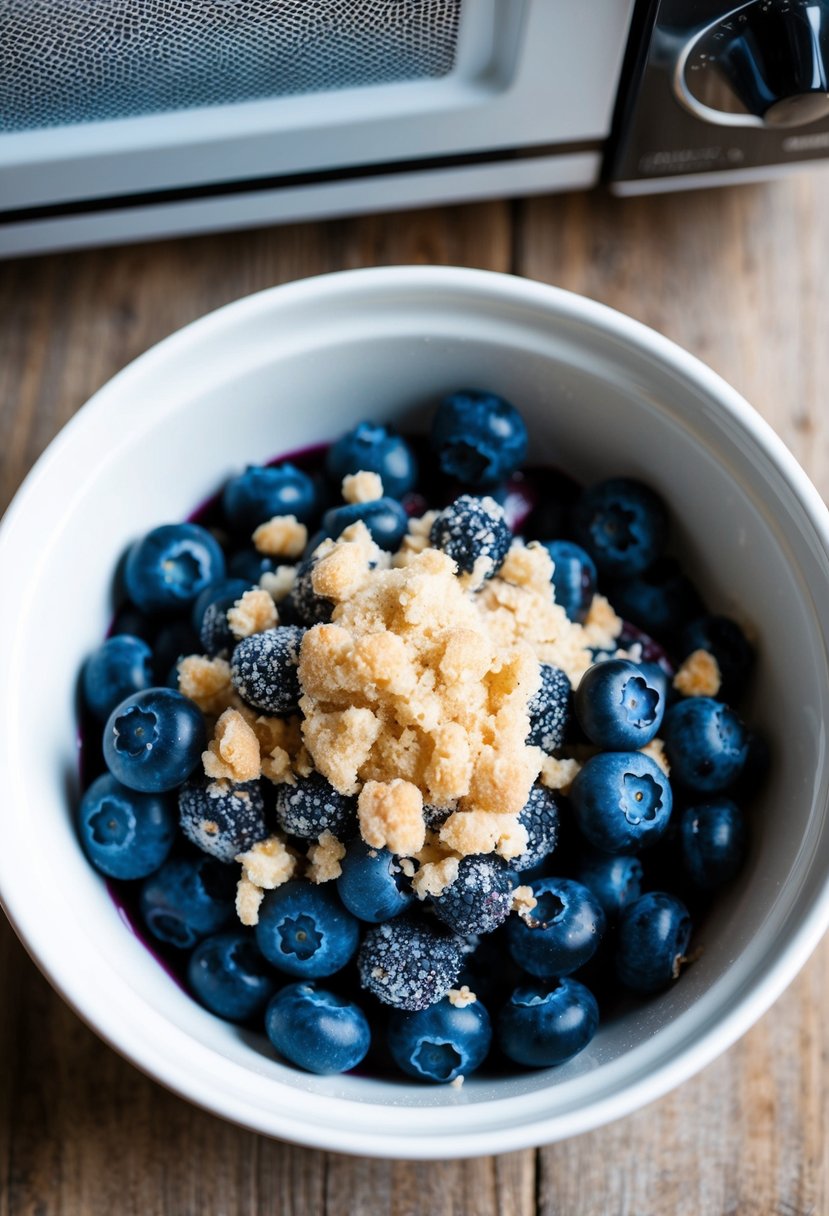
top-left (3, 268), bottom-right (829, 1154)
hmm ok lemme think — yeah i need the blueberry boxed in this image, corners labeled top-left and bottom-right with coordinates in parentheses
top-left (77, 772), bottom-right (175, 880)
top-left (507, 877), bottom-right (605, 979)
top-left (140, 856), bottom-right (235, 948)
top-left (191, 578), bottom-right (252, 656)
top-left (430, 390), bottom-right (528, 485)
top-left (326, 421), bottom-right (419, 500)
top-left (523, 470), bottom-right (582, 541)
top-left (527, 664), bottom-right (572, 754)
top-left (607, 557), bottom-right (704, 642)
top-left (230, 625), bottom-right (305, 714)
top-left (188, 932), bottom-right (277, 1021)
top-left (82, 634), bottom-right (154, 722)
top-left (422, 804), bottom-right (452, 831)
top-left (497, 979), bottom-right (599, 1068)
top-left (429, 495), bottom-right (511, 577)
top-left (541, 540), bottom-right (597, 623)
top-left (679, 798), bottom-right (747, 888)
top-left (151, 619), bottom-right (201, 683)
top-left (124, 524), bottom-right (226, 614)
top-left (337, 840), bottom-right (413, 923)
top-left (615, 891), bottom-right (692, 994)
top-left (575, 853), bottom-right (644, 919)
top-left (178, 775), bottom-right (268, 863)
top-left (511, 785), bottom-right (560, 872)
top-left (636, 660), bottom-right (672, 707)
top-left (574, 478), bottom-right (668, 577)
top-left (570, 751), bottom-right (672, 854)
top-left (575, 659), bottom-right (665, 751)
top-left (265, 982), bottom-right (371, 1075)
top-left (662, 697), bottom-right (748, 792)
top-left (281, 553), bottom-right (333, 627)
top-left (679, 615), bottom-right (754, 703)
top-left (103, 688), bottom-right (206, 793)
top-left (275, 771), bottom-right (357, 842)
top-left (222, 463), bottom-right (318, 533)
top-left (109, 605), bottom-right (155, 643)
top-left (227, 547), bottom-right (278, 583)
top-left (430, 855), bottom-right (514, 935)
top-left (387, 995), bottom-right (492, 1083)
top-left (322, 498), bottom-right (408, 552)
top-left (357, 918), bottom-right (463, 1011)
top-left (255, 881), bottom-right (360, 978)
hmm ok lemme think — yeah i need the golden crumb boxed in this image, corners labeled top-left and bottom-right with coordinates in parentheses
top-left (260, 566), bottom-right (297, 603)
top-left (539, 755), bottom-right (582, 794)
top-left (391, 511), bottom-right (440, 567)
top-left (236, 835), bottom-right (296, 889)
top-left (342, 470), bottom-right (384, 504)
top-left (581, 594), bottom-right (624, 652)
top-left (499, 540), bottom-right (555, 596)
top-left (235, 876), bottom-right (265, 926)
top-left (673, 649), bottom-right (722, 698)
top-left (203, 708), bottom-right (261, 782)
top-left (447, 985), bottom-right (477, 1008)
top-left (252, 514), bottom-right (308, 559)
top-left (438, 811), bottom-right (528, 860)
top-left (307, 830), bottom-right (346, 884)
top-left (227, 588), bottom-right (278, 639)
top-left (398, 856), bottom-right (416, 879)
top-left (449, 1075), bottom-right (465, 1089)
top-left (177, 654), bottom-right (234, 716)
top-left (641, 737), bottom-right (671, 776)
top-left (411, 855), bottom-right (460, 900)
top-left (511, 885), bottom-right (538, 921)
top-left (358, 779), bottom-right (426, 855)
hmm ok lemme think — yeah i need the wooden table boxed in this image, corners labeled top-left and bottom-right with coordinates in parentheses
top-left (2, 177), bottom-right (829, 1215)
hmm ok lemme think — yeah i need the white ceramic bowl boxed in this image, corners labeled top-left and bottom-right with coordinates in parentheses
top-left (2, 266), bottom-right (829, 1158)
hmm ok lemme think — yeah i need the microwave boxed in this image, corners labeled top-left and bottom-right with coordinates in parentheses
top-left (3, 0), bottom-right (829, 258)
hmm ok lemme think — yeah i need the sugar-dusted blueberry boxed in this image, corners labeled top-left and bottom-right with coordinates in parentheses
top-left (322, 497), bottom-right (409, 552)
top-left (124, 523), bottom-right (226, 614)
top-left (77, 772), bottom-right (175, 880)
top-left (357, 918), bottom-right (463, 1011)
top-left (178, 774), bottom-right (267, 863)
top-left (497, 979), bottom-right (599, 1068)
top-left (230, 625), bottom-right (305, 714)
top-left (679, 614), bottom-right (754, 703)
top-left (615, 891), bottom-right (692, 994)
top-left (256, 881), bottom-right (360, 978)
top-left (429, 495), bottom-right (511, 577)
top-left (679, 798), bottom-right (747, 889)
top-left (607, 557), bottom-right (704, 643)
top-left (82, 634), bottom-right (154, 722)
top-left (541, 540), bottom-right (597, 623)
top-left (575, 659), bottom-right (665, 751)
top-left (430, 390), bottom-right (528, 486)
top-left (662, 697), bottom-right (748, 792)
top-left (275, 771), bottom-right (357, 842)
top-left (280, 553), bottom-right (333, 627)
top-left (337, 840), bottom-right (413, 923)
top-left (507, 877), bottom-right (605, 979)
top-left (511, 785), bottom-right (560, 873)
top-left (574, 478), bottom-right (668, 577)
top-left (191, 577), bottom-right (252, 656)
top-left (188, 931), bottom-right (277, 1021)
top-left (326, 421), bottom-right (418, 500)
top-left (265, 982), bottom-right (371, 1075)
top-left (227, 547), bottom-right (278, 583)
top-left (140, 855), bottom-right (236, 949)
top-left (570, 751), bottom-right (672, 854)
top-left (387, 994), bottom-right (492, 1083)
top-left (575, 853), bottom-right (644, 919)
top-left (222, 463), bottom-right (318, 532)
top-left (430, 855), bottom-right (514, 935)
top-left (526, 664), bottom-right (572, 755)
top-left (103, 687), bottom-right (206, 793)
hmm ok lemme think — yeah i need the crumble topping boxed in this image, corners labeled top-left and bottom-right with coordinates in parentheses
top-left (342, 470), bottom-right (384, 504)
top-left (177, 655), bottom-right (234, 716)
top-left (260, 566), bottom-right (297, 603)
top-left (511, 885), bottom-right (538, 921)
top-left (641, 737), bottom-right (670, 776)
top-left (673, 649), bottom-right (722, 698)
top-left (358, 779), bottom-right (426, 856)
top-left (392, 510), bottom-right (440, 567)
top-left (236, 876), bottom-right (265, 926)
top-left (581, 595), bottom-right (624, 652)
top-left (449, 1075), bottom-right (465, 1089)
top-left (252, 514), bottom-right (308, 559)
top-left (227, 588), bottom-right (279, 640)
top-left (236, 835), bottom-right (296, 888)
top-left (203, 707), bottom-right (261, 782)
top-left (438, 810), bottom-right (528, 860)
top-left (307, 830), bottom-right (346, 883)
top-left (539, 755), bottom-right (582, 794)
top-left (447, 985), bottom-right (477, 1008)
top-left (411, 855), bottom-right (460, 900)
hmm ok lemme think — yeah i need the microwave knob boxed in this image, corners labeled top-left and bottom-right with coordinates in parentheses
top-left (675, 0), bottom-right (829, 128)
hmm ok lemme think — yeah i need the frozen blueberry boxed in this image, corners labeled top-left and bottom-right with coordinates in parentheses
top-left (511, 785), bottom-right (560, 873)
top-left (265, 982), bottom-right (371, 1075)
top-left (570, 751), bottom-right (672, 854)
top-left (230, 625), bottom-right (305, 714)
top-left (222, 463), bottom-right (318, 532)
top-left (256, 881), bottom-right (360, 978)
top-left (326, 421), bottom-right (418, 499)
top-left (661, 697), bottom-right (748, 793)
top-left (607, 558), bottom-right (704, 643)
top-left (275, 771), bottom-right (357, 842)
top-left (422, 804), bottom-right (452, 831)
top-left (429, 495), bottom-right (511, 577)
top-left (322, 497), bottom-right (409, 552)
top-left (227, 547), bottom-right (278, 583)
top-left (191, 577), bottom-right (252, 656)
top-left (542, 540), bottom-right (597, 623)
top-left (507, 877), bottom-right (605, 979)
top-left (82, 634), bottom-right (154, 722)
top-left (387, 994), bottom-right (492, 1083)
top-left (281, 553), bottom-right (333, 627)
top-left (679, 798), bottom-right (747, 889)
top-left (103, 687), bottom-right (206, 793)
top-left (357, 918), bottom-right (463, 1011)
top-left (77, 772), bottom-right (175, 880)
top-left (575, 853), bottom-right (644, 919)
top-left (430, 855), bottom-right (514, 935)
top-left (430, 390), bottom-right (528, 485)
top-left (679, 615), bottom-right (754, 703)
top-left (575, 659), bottom-right (665, 751)
top-left (574, 478), bottom-right (668, 577)
top-left (140, 856), bottom-right (236, 949)
top-left (187, 932), bottom-right (277, 1021)
top-left (337, 840), bottom-right (413, 923)
top-left (527, 664), bottom-right (572, 755)
top-left (178, 775), bottom-right (268, 863)
top-left (124, 523), bottom-right (226, 614)
top-left (615, 891), bottom-right (692, 994)
top-left (497, 979), bottom-right (599, 1068)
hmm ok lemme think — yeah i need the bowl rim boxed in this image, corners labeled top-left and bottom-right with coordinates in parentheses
top-left (3, 263), bottom-right (829, 1158)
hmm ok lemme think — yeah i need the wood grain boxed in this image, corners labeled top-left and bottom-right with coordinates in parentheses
top-left (1, 177), bottom-right (828, 1215)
